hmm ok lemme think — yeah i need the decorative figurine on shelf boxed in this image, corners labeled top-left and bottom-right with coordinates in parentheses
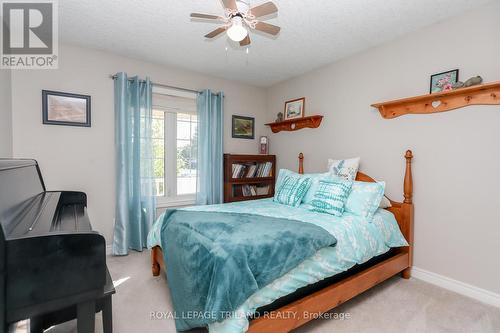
top-left (275, 112), bottom-right (284, 122)
top-left (452, 81), bottom-right (465, 89)
top-left (452, 76), bottom-right (483, 90)
top-left (464, 76), bottom-right (483, 87)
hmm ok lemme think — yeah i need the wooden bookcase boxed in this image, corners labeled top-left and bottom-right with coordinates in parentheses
top-left (223, 154), bottom-right (276, 203)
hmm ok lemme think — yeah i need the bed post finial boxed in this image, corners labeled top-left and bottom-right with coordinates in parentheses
top-left (298, 153), bottom-right (304, 174)
top-left (404, 150), bottom-right (413, 204)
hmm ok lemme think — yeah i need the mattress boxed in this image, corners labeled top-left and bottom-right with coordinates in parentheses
top-left (147, 198), bottom-right (408, 333)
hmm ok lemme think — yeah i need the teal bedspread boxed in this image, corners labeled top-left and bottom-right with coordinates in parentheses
top-left (160, 209), bottom-right (337, 331)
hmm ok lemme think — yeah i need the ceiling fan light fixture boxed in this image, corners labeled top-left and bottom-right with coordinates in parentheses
top-left (227, 16), bottom-right (248, 42)
top-left (191, 1), bottom-right (280, 47)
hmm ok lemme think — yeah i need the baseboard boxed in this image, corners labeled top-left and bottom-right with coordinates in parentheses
top-left (412, 266), bottom-right (500, 308)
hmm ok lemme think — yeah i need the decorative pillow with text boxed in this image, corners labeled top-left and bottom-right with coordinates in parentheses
top-left (327, 157), bottom-right (360, 181)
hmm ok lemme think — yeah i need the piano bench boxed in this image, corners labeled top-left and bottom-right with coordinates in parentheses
top-left (29, 270), bottom-right (115, 333)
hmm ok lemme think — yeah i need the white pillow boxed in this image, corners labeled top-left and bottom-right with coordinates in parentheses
top-left (379, 195), bottom-right (392, 208)
top-left (327, 157), bottom-right (360, 181)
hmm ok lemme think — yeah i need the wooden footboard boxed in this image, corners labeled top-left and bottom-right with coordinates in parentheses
top-left (150, 150), bottom-right (414, 333)
top-left (247, 252), bottom-right (409, 333)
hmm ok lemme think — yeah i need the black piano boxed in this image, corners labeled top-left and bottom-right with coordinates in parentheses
top-left (0, 159), bottom-right (112, 333)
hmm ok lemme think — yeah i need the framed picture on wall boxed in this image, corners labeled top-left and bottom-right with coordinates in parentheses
top-left (430, 69), bottom-right (459, 94)
top-left (284, 97), bottom-right (305, 120)
top-left (42, 90), bottom-right (91, 127)
top-left (232, 115), bottom-right (255, 139)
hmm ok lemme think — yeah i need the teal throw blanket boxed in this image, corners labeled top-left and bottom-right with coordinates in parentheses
top-left (160, 209), bottom-right (337, 330)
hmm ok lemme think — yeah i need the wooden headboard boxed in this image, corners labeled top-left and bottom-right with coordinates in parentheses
top-left (297, 150), bottom-right (414, 278)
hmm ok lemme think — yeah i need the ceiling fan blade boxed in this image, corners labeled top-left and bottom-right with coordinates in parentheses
top-left (221, 0), bottom-right (238, 11)
top-left (204, 27), bottom-right (227, 39)
top-left (254, 21), bottom-right (281, 35)
top-left (191, 13), bottom-right (223, 20)
top-left (249, 2), bottom-right (278, 18)
top-left (240, 35), bottom-right (251, 46)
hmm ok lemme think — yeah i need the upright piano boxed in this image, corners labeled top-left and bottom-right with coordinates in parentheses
top-left (0, 159), bottom-right (109, 333)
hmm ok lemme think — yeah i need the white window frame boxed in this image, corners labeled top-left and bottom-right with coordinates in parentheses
top-left (153, 86), bottom-right (198, 208)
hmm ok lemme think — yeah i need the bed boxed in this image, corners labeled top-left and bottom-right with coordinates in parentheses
top-left (149, 150), bottom-right (414, 333)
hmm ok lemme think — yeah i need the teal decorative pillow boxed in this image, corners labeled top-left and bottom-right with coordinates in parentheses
top-left (301, 172), bottom-right (331, 204)
top-left (345, 181), bottom-right (385, 221)
top-left (274, 171), bottom-right (312, 207)
top-left (274, 168), bottom-right (296, 190)
top-left (308, 179), bottom-right (353, 216)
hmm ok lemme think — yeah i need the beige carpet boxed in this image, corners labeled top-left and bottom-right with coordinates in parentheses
top-left (25, 251), bottom-right (500, 333)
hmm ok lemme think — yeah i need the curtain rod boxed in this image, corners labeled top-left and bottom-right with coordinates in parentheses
top-left (109, 74), bottom-right (200, 94)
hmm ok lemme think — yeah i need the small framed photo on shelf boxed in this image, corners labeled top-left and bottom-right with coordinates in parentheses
top-left (284, 97), bottom-right (305, 120)
top-left (42, 90), bottom-right (91, 127)
top-left (430, 69), bottom-right (459, 94)
top-left (232, 115), bottom-right (255, 139)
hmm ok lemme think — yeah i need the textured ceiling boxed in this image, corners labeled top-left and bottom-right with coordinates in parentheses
top-left (59, 0), bottom-right (494, 87)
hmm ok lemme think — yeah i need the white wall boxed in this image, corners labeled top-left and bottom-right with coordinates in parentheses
top-left (266, 2), bottom-right (500, 294)
top-left (0, 69), bottom-right (12, 157)
top-left (10, 44), bottom-right (267, 243)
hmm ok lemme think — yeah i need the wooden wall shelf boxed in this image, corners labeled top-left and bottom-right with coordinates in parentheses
top-left (372, 81), bottom-right (500, 119)
top-left (265, 115), bottom-right (323, 133)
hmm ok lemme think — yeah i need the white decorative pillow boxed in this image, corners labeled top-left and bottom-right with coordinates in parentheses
top-left (372, 178), bottom-right (391, 208)
top-left (379, 195), bottom-right (392, 208)
top-left (327, 157), bottom-right (360, 181)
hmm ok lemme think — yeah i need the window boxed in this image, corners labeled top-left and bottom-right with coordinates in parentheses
top-left (152, 87), bottom-right (198, 206)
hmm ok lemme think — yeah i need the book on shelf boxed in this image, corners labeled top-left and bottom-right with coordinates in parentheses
top-left (232, 163), bottom-right (245, 179)
top-left (245, 164), bottom-right (257, 178)
top-left (242, 185), bottom-right (255, 197)
top-left (232, 184), bottom-right (271, 197)
top-left (256, 185), bottom-right (270, 196)
top-left (231, 162), bottom-right (273, 179)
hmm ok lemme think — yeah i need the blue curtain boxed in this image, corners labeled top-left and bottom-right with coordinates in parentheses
top-left (196, 90), bottom-right (224, 205)
top-left (112, 72), bottom-right (156, 255)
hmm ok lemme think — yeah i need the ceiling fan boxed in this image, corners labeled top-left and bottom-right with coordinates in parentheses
top-left (190, 0), bottom-right (280, 47)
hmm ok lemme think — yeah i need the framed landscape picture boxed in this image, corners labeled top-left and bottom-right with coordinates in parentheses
top-left (430, 69), bottom-right (459, 94)
top-left (232, 115), bottom-right (255, 139)
top-left (284, 97), bottom-right (305, 120)
top-left (42, 90), bottom-right (91, 127)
